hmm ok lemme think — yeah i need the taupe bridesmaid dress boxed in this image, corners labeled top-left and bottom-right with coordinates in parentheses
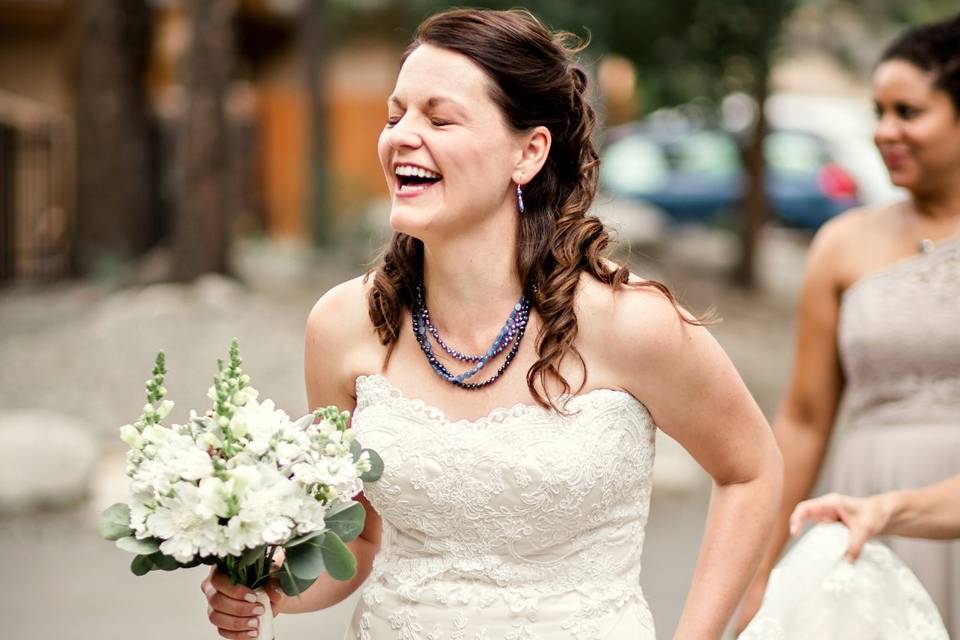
top-left (833, 234), bottom-right (960, 636)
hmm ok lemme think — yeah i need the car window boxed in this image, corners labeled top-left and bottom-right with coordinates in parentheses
top-left (600, 135), bottom-right (669, 194)
top-left (667, 131), bottom-right (740, 176)
top-left (765, 131), bottom-right (829, 173)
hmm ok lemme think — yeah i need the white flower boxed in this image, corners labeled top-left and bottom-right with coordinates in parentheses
top-left (157, 435), bottom-right (214, 481)
top-left (156, 399), bottom-right (175, 420)
top-left (120, 424), bottom-right (144, 450)
top-left (234, 397), bottom-right (290, 456)
top-left (147, 481), bottom-right (224, 562)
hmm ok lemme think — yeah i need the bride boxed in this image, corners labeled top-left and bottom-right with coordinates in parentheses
top-left (201, 8), bottom-right (783, 639)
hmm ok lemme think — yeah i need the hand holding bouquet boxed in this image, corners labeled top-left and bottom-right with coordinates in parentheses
top-left (98, 340), bottom-right (382, 638)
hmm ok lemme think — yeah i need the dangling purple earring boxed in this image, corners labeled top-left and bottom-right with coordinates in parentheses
top-left (516, 184), bottom-right (525, 214)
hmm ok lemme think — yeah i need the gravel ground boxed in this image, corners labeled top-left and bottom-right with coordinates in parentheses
top-left (0, 224), bottom-right (808, 639)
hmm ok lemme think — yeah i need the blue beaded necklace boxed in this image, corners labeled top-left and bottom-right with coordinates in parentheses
top-left (412, 284), bottom-right (531, 389)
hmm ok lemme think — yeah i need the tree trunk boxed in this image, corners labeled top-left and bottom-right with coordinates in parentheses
top-left (172, 0), bottom-right (237, 281)
top-left (71, 0), bottom-right (154, 273)
top-left (300, 0), bottom-right (332, 246)
top-left (733, 71), bottom-right (770, 288)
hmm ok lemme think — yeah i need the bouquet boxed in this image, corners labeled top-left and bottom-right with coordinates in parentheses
top-left (98, 340), bottom-right (382, 639)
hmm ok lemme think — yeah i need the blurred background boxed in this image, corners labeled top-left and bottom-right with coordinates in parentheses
top-left (0, 0), bottom-right (956, 638)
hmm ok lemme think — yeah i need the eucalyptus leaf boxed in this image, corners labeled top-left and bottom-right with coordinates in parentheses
top-left (131, 554), bottom-right (154, 576)
top-left (360, 449), bottom-right (384, 483)
top-left (286, 530), bottom-right (325, 548)
top-left (149, 552), bottom-right (180, 571)
top-left (279, 561), bottom-right (317, 596)
top-left (240, 545), bottom-right (266, 569)
top-left (349, 439), bottom-right (362, 462)
top-left (116, 536), bottom-right (161, 554)
top-left (286, 540), bottom-right (325, 580)
top-left (97, 503), bottom-right (132, 541)
top-left (320, 531), bottom-right (357, 581)
top-left (324, 502), bottom-right (365, 543)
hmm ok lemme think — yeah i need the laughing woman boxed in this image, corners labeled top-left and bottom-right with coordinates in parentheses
top-left (202, 9), bottom-right (782, 639)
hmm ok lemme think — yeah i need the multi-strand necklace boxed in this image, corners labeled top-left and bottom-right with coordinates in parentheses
top-left (412, 284), bottom-right (530, 389)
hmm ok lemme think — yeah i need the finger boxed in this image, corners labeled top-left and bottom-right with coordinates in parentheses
top-left (209, 591), bottom-right (266, 618)
top-left (790, 497), bottom-right (844, 534)
top-left (209, 607), bottom-right (263, 635)
top-left (217, 628), bottom-right (261, 640)
top-left (845, 527), bottom-right (870, 562)
top-left (211, 568), bottom-right (260, 603)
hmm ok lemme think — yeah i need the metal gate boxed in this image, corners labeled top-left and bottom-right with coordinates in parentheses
top-left (0, 89), bottom-right (74, 282)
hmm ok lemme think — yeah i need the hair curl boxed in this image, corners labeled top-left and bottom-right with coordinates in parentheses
top-left (366, 8), bottom-right (695, 408)
top-left (880, 12), bottom-right (960, 113)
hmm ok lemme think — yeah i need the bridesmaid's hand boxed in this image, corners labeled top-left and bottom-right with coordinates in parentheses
top-left (790, 492), bottom-right (892, 561)
top-left (201, 566), bottom-right (271, 639)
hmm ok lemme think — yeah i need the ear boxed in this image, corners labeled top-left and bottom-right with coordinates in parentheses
top-left (512, 125), bottom-right (551, 186)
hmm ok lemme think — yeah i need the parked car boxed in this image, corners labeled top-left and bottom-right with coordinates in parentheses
top-left (599, 124), bottom-right (860, 229)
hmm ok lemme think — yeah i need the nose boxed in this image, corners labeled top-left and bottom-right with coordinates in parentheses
top-left (874, 110), bottom-right (901, 145)
top-left (385, 116), bottom-right (423, 151)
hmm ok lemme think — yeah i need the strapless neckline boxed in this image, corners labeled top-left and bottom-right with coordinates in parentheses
top-left (354, 372), bottom-right (643, 429)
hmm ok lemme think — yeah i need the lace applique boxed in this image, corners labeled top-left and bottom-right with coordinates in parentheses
top-left (347, 374), bottom-right (657, 640)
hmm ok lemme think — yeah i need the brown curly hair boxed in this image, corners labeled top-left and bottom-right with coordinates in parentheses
top-left (366, 8), bottom-right (692, 408)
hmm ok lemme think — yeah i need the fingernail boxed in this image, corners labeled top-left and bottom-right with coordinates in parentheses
top-left (207, 605), bottom-right (213, 616)
top-left (248, 617), bottom-right (259, 628)
top-left (248, 632), bottom-right (259, 638)
top-left (204, 585), bottom-right (216, 598)
top-left (244, 593), bottom-right (258, 603)
top-left (253, 605), bottom-right (265, 615)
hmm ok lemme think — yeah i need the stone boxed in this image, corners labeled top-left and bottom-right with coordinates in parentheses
top-left (0, 410), bottom-right (99, 514)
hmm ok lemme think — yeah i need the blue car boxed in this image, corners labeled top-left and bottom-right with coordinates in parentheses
top-left (600, 125), bottom-right (860, 229)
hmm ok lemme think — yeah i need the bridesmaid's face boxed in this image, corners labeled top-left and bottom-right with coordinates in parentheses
top-left (872, 59), bottom-right (960, 194)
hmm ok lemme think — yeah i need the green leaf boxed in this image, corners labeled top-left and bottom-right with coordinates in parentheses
top-left (97, 503), bottom-right (133, 541)
top-left (360, 449), bottom-right (384, 483)
top-left (324, 502), bottom-right (365, 543)
top-left (116, 536), bottom-right (161, 554)
top-left (278, 561), bottom-right (317, 596)
top-left (286, 530), bottom-right (325, 548)
top-left (148, 552), bottom-right (180, 571)
top-left (349, 439), bottom-right (362, 462)
top-left (240, 545), bottom-right (267, 569)
top-left (286, 540), bottom-right (325, 580)
top-left (131, 554), bottom-right (154, 576)
top-left (320, 531), bottom-right (356, 581)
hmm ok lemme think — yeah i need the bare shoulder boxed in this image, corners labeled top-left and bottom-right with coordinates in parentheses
top-left (304, 274), bottom-right (382, 401)
top-left (306, 275), bottom-right (374, 342)
top-left (575, 268), bottom-right (697, 388)
top-left (807, 202), bottom-right (905, 290)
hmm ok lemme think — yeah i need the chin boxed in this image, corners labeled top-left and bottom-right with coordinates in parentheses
top-left (388, 204), bottom-right (433, 239)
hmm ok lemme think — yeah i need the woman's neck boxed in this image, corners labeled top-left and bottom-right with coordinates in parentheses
top-left (911, 181), bottom-right (960, 227)
top-left (420, 217), bottom-right (523, 346)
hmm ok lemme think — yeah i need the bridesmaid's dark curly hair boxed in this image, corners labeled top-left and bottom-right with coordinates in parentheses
top-left (366, 8), bottom-right (695, 408)
top-left (880, 11), bottom-right (960, 112)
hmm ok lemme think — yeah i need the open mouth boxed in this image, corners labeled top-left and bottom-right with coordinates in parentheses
top-left (395, 164), bottom-right (442, 195)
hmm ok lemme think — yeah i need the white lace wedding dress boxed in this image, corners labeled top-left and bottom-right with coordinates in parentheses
top-left (740, 523), bottom-right (948, 640)
top-left (344, 374), bottom-right (658, 640)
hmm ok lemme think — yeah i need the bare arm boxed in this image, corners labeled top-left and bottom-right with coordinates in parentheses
top-left (735, 221), bottom-right (849, 631)
top-left (277, 278), bottom-right (383, 614)
top-left (791, 474), bottom-right (960, 560)
top-left (603, 287), bottom-right (783, 639)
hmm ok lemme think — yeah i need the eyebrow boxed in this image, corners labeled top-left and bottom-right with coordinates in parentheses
top-left (388, 95), bottom-right (467, 113)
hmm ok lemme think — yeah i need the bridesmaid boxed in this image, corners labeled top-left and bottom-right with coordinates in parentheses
top-left (738, 11), bottom-right (960, 635)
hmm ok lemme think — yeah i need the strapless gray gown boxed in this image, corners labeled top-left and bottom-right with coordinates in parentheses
top-left (833, 235), bottom-right (960, 636)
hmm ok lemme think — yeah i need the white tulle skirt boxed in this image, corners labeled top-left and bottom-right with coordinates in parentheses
top-left (739, 523), bottom-right (948, 640)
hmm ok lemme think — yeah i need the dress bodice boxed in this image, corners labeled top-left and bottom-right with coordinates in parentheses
top-left (838, 237), bottom-right (960, 429)
top-left (347, 373), bottom-right (658, 640)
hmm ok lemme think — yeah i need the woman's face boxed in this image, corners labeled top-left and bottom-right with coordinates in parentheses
top-left (873, 59), bottom-right (960, 193)
top-left (378, 44), bottom-right (525, 240)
